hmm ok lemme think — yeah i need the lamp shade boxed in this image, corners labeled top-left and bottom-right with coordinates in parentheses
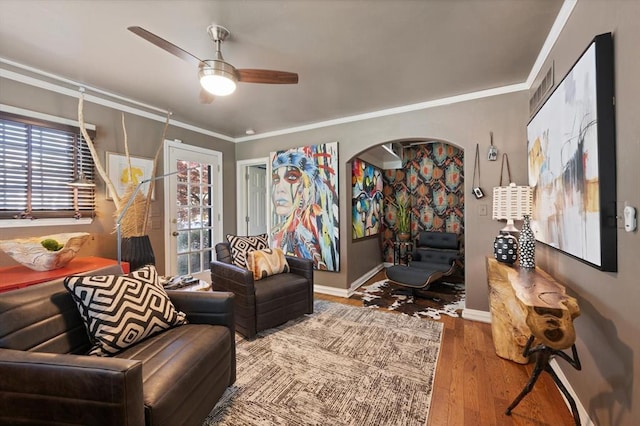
top-left (199, 60), bottom-right (237, 96)
top-left (492, 183), bottom-right (533, 232)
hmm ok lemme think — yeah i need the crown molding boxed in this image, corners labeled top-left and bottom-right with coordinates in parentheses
top-left (0, 0), bottom-right (574, 143)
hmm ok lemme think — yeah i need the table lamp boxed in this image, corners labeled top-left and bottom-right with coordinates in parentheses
top-left (492, 183), bottom-right (533, 233)
top-left (492, 183), bottom-right (533, 265)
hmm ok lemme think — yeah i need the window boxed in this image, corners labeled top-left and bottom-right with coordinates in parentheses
top-left (0, 111), bottom-right (96, 220)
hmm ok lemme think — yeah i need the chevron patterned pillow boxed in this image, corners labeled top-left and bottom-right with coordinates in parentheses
top-left (226, 233), bottom-right (269, 269)
top-left (64, 265), bottom-right (187, 356)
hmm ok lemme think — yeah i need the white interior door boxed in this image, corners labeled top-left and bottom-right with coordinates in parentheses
top-left (236, 158), bottom-right (269, 236)
top-left (247, 165), bottom-right (267, 235)
top-left (164, 141), bottom-right (222, 281)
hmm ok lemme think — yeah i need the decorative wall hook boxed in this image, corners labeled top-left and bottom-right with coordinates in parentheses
top-left (488, 131), bottom-right (498, 161)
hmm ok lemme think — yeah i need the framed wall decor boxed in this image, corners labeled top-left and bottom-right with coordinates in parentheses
top-left (352, 158), bottom-right (383, 239)
top-left (106, 152), bottom-right (155, 200)
top-left (527, 32), bottom-right (616, 271)
top-left (269, 142), bottom-right (339, 271)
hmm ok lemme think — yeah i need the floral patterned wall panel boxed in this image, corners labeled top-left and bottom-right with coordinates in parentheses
top-left (382, 142), bottom-right (465, 263)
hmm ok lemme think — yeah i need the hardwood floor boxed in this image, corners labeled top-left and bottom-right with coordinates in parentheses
top-left (315, 271), bottom-right (575, 426)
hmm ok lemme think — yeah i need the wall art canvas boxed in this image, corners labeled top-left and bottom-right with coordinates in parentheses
top-left (106, 152), bottom-right (155, 200)
top-left (527, 32), bottom-right (616, 271)
top-left (352, 158), bottom-right (383, 239)
top-left (270, 142), bottom-right (339, 271)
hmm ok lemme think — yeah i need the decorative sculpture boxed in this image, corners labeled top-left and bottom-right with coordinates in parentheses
top-left (77, 90), bottom-right (170, 270)
top-left (0, 232), bottom-right (90, 271)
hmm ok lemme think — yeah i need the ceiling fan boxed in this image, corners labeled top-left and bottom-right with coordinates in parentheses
top-left (128, 25), bottom-right (298, 103)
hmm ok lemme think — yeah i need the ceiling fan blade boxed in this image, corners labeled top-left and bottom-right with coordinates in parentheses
top-left (128, 26), bottom-right (202, 66)
top-left (237, 69), bottom-right (299, 84)
top-left (199, 89), bottom-right (215, 104)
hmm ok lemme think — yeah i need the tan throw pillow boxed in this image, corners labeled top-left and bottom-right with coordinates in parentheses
top-left (247, 248), bottom-right (290, 281)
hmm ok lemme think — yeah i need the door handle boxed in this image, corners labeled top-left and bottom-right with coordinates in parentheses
top-left (171, 231), bottom-right (179, 237)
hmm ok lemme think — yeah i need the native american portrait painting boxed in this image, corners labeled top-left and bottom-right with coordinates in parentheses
top-left (270, 142), bottom-right (339, 271)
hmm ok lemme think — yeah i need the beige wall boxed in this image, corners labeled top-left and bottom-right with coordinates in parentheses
top-left (0, 79), bottom-right (237, 275)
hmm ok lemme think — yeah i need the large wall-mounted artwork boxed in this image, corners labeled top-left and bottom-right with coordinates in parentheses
top-left (352, 158), bottom-right (383, 239)
top-left (527, 32), bottom-right (616, 271)
top-left (270, 142), bottom-right (340, 271)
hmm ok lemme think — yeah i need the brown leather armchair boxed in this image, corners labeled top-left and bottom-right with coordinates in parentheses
top-left (211, 242), bottom-right (314, 338)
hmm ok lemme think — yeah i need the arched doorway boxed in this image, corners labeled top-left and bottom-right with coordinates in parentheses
top-left (351, 139), bottom-right (465, 271)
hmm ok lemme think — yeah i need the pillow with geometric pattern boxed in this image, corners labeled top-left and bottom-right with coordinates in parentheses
top-left (64, 264), bottom-right (187, 356)
top-left (226, 233), bottom-right (269, 269)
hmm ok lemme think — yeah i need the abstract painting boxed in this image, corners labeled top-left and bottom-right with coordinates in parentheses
top-left (352, 158), bottom-right (383, 239)
top-left (270, 142), bottom-right (339, 271)
top-left (106, 152), bottom-right (155, 200)
top-left (527, 32), bottom-right (616, 271)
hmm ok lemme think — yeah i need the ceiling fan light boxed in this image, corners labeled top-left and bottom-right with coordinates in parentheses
top-left (199, 60), bottom-right (237, 96)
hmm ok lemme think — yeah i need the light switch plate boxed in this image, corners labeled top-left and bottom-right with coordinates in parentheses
top-left (479, 204), bottom-right (488, 216)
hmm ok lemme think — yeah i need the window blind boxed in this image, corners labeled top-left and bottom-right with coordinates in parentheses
top-left (0, 112), bottom-right (96, 219)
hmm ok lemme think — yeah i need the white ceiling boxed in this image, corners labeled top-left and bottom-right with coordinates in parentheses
top-left (0, 0), bottom-right (564, 141)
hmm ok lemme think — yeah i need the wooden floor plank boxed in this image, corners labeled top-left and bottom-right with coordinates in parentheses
top-left (315, 274), bottom-right (575, 426)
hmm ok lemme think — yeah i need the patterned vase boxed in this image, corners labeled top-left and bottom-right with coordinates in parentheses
top-left (493, 233), bottom-right (518, 264)
top-left (518, 215), bottom-right (535, 269)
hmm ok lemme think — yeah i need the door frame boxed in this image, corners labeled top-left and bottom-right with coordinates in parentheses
top-left (163, 139), bottom-right (223, 277)
top-left (236, 157), bottom-right (270, 236)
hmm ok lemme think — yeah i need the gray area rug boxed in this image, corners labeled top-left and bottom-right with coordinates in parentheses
top-left (205, 300), bottom-right (443, 426)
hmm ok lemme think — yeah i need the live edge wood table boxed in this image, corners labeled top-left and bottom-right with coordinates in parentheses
top-left (486, 257), bottom-right (583, 425)
top-left (0, 256), bottom-right (130, 293)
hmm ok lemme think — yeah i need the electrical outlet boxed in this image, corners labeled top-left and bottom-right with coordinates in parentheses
top-left (479, 204), bottom-right (488, 216)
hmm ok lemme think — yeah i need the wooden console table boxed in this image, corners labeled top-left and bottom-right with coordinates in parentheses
top-left (0, 256), bottom-right (130, 293)
top-left (486, 258), bottom-right (583, 425)
top-left (486, 257), bottom-right (580, 363)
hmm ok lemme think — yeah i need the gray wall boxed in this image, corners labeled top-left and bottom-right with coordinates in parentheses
top-left (236, 90), bottom-right (529, 308)
top-left (528, 2), bottom-right (639, 424)
top-left (237, 3), bottom-right (640, 422)
top-left (2, 2), bottom-right (637, 421)
top-left (0, 79), bottom-right (237, 275)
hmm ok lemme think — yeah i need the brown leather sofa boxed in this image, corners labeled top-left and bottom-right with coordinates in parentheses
top-left (0, 265), bottom-right (236, 426)
top-left (211, 242), bottom-right (314, 338)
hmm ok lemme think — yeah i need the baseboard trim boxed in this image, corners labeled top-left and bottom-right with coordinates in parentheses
top-left (462, 309), bottom-right (492, 323)
top-left (313, 284), bottom-right (349, 298)
top-left (314, 263), bottom-right (385, 298)
top-left (549, 358), bottom-right (593, 425)
top-left (347, 264), bottom-right (385, 296)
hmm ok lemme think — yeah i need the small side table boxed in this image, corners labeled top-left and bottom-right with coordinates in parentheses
top-left (393, 241), bottom-right (413, 265)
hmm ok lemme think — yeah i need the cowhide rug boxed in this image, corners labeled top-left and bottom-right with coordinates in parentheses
top-left (352, 277), bottom-right (465, 320)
